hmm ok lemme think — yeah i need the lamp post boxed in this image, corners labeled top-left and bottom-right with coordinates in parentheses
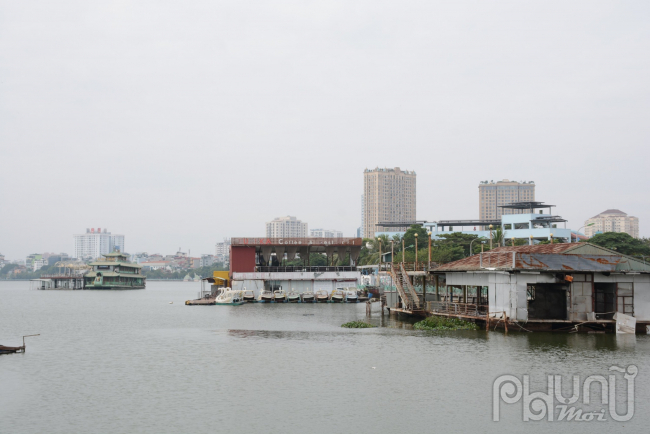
top-left (489, 225), bottom-right (493, 250)
top-left (402, 237), bottom-right (405, 266)
top-left (391, 240), bottom-right (394, 266)
top-left (379, 239), bottom-right (382, 268)
top-left (575, 222), bottom-right (595, 242)
top-left (470, 237), bottom-right (485, 256)
top-left (427, 231), bottom-right (432, 264)
top-left (414, 233), bottom-right (418, 264)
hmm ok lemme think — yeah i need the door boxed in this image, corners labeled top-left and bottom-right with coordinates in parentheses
top-left (594, 283), bottom-right (616, 319)
top-left (527, 283), bottom-right (568, 320)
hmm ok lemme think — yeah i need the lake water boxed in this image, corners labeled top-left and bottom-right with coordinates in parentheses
top-left (2, 280), bottom-right (650, 433)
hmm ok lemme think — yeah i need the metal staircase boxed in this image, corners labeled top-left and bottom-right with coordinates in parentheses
top-left (389, 263), bottom-right (421, 310)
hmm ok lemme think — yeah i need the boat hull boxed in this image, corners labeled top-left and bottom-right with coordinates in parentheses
top-left (86, 285), bottom-right (145, 290)
top-left (216, 301), bottom-right (244, 306)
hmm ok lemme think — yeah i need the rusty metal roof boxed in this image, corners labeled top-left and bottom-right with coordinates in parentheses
top-left (434, 243), bottom-right (650, 273)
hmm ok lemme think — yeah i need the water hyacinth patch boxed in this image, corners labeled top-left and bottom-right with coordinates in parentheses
top-left (414, 316), bottom-right (479, 331)
top-left (341, 321), bottom-right (376, 328)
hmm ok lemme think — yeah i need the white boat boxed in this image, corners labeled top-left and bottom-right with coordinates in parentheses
top-left (243, 290), bottom-right (256, 302)
top-left (258, 290), bottom-right (275, 303)
top-left (316, 290), bottom-right (329, 303)
top-left (288, 291), bottom-right (301, 303)
top-left (345, 289), bottom-right (358, 303)
top-left (274, 289), bottom-right (287, 303)
top-left (215, 288), bottom-right (245, 305)
top-left (330, 289), bottom-right (344, 303)
top-left (301, 292), bottom-right (315, 303)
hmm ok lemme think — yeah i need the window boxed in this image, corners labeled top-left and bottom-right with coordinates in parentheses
top-left (617, 283), bottom-right (634, 315)
top-left (527, 285), bottom-right (535, 301)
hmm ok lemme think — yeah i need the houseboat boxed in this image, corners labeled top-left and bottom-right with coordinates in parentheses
top-left (84, 252), bottom-right (146, 289)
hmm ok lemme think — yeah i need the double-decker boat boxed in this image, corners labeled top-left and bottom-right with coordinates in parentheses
top-left (84, 252), bottom-right (146, 290)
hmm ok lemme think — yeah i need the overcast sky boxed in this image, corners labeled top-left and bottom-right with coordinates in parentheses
top-left (1, 0), bottom-right (649, 259)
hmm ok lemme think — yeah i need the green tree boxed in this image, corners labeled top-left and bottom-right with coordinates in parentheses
top-left (402, 225), bottom-right (428, 253)
top-left (436, 233), bottom-right (480, 256)
top-left (587, 232), bottom-right (650, 257)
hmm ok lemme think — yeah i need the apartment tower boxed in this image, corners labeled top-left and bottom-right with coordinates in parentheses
top-left (265, 216), bottom-right (308, 238)
top-left (478, 180), bottom-right (535, 220)
top-left (584, 209), bottom-right (639, 238)
top-left (363, 167), bottom-right (416, 238)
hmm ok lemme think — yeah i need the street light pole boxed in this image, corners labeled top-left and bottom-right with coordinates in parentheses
top-left (428, 231), bottom-right (432, 264)
top-left (489, 225), bottom-right (493, 250)
top-left (414, 233), bottom-right (418, 264)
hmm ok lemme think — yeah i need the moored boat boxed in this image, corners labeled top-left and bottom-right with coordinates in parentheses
top-left (301, 292), bottom-right (315, 303)
top-left (345, 289), bottom-right (358, 303)
top-left (243, 290), bottom-right (256, 302)
top-left (330, 289), bottom-right (344, 303)
top-left (215, 289), bottom-right (245, 305)
top-left (258, 290), bottom-right (275, 303)
top-left (288, 291), bottom-right (301, 303)
top-left (316, 290), bottom-right (329, 303)
top-left (0, 345), bottom-right (25, 354)
top-left (274, 289), bottom-right (287, 303)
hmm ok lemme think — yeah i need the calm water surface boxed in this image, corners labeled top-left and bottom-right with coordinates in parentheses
top-left (1, 281), bottom-right (649, 433)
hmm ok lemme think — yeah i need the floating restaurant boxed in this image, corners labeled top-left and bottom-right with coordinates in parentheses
top-left (229, 237), bottom-right (362, 296)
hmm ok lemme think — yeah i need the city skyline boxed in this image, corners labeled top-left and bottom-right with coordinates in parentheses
top-left (1, 2), bottom-right (649, 257)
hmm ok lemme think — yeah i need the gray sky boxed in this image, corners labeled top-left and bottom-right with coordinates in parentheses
top-left (1, 0), bottom-right (649, 259)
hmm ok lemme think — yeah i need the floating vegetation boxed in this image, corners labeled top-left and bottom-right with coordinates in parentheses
top-left (341, 321), bottom-right (376, 328)
top-left (414, 316), bottom-right (479, 331)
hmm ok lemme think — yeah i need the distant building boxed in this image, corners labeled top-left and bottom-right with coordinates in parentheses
top-left (73, 228), bottom-right (125, 259)
top-left (360, 194), bottom-right (364, 238)
top-left (26, 254), bottom-right (47, 270)
top-left (356, 227), bottom-right (361, 238)
top-left (585, 209), bottom-right (639, 238)
top-left (200, 254), bottom-right (215, 267)
top-left (33, 259), bottom-right (48, 271)
top-left (363, 167), bottom-right (416, 238)
top-left (215, 238), bottom-right (230, 263)
top-left (140, 261), bottom-right (171, 271)
top-left (310, 228), bottom-right (343, 238)
top-left (478, 180), bottom-right (535, 220)
top-left (265, 216), bottom-right (308, 238)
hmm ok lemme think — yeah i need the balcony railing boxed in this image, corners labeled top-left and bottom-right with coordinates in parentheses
top-left (255, 266), bottom-right (357, 273)
top-left (427, 301), bottom-right (488, 317)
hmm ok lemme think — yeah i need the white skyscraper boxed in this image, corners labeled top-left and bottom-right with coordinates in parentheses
top-left (265, 216), bottom-right (308, 238)
top-left (74, 228), bottom-right (125, 259)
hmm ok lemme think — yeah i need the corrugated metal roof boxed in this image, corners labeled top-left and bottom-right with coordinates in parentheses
top-left (435, 243), bottom-right (650, 272)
